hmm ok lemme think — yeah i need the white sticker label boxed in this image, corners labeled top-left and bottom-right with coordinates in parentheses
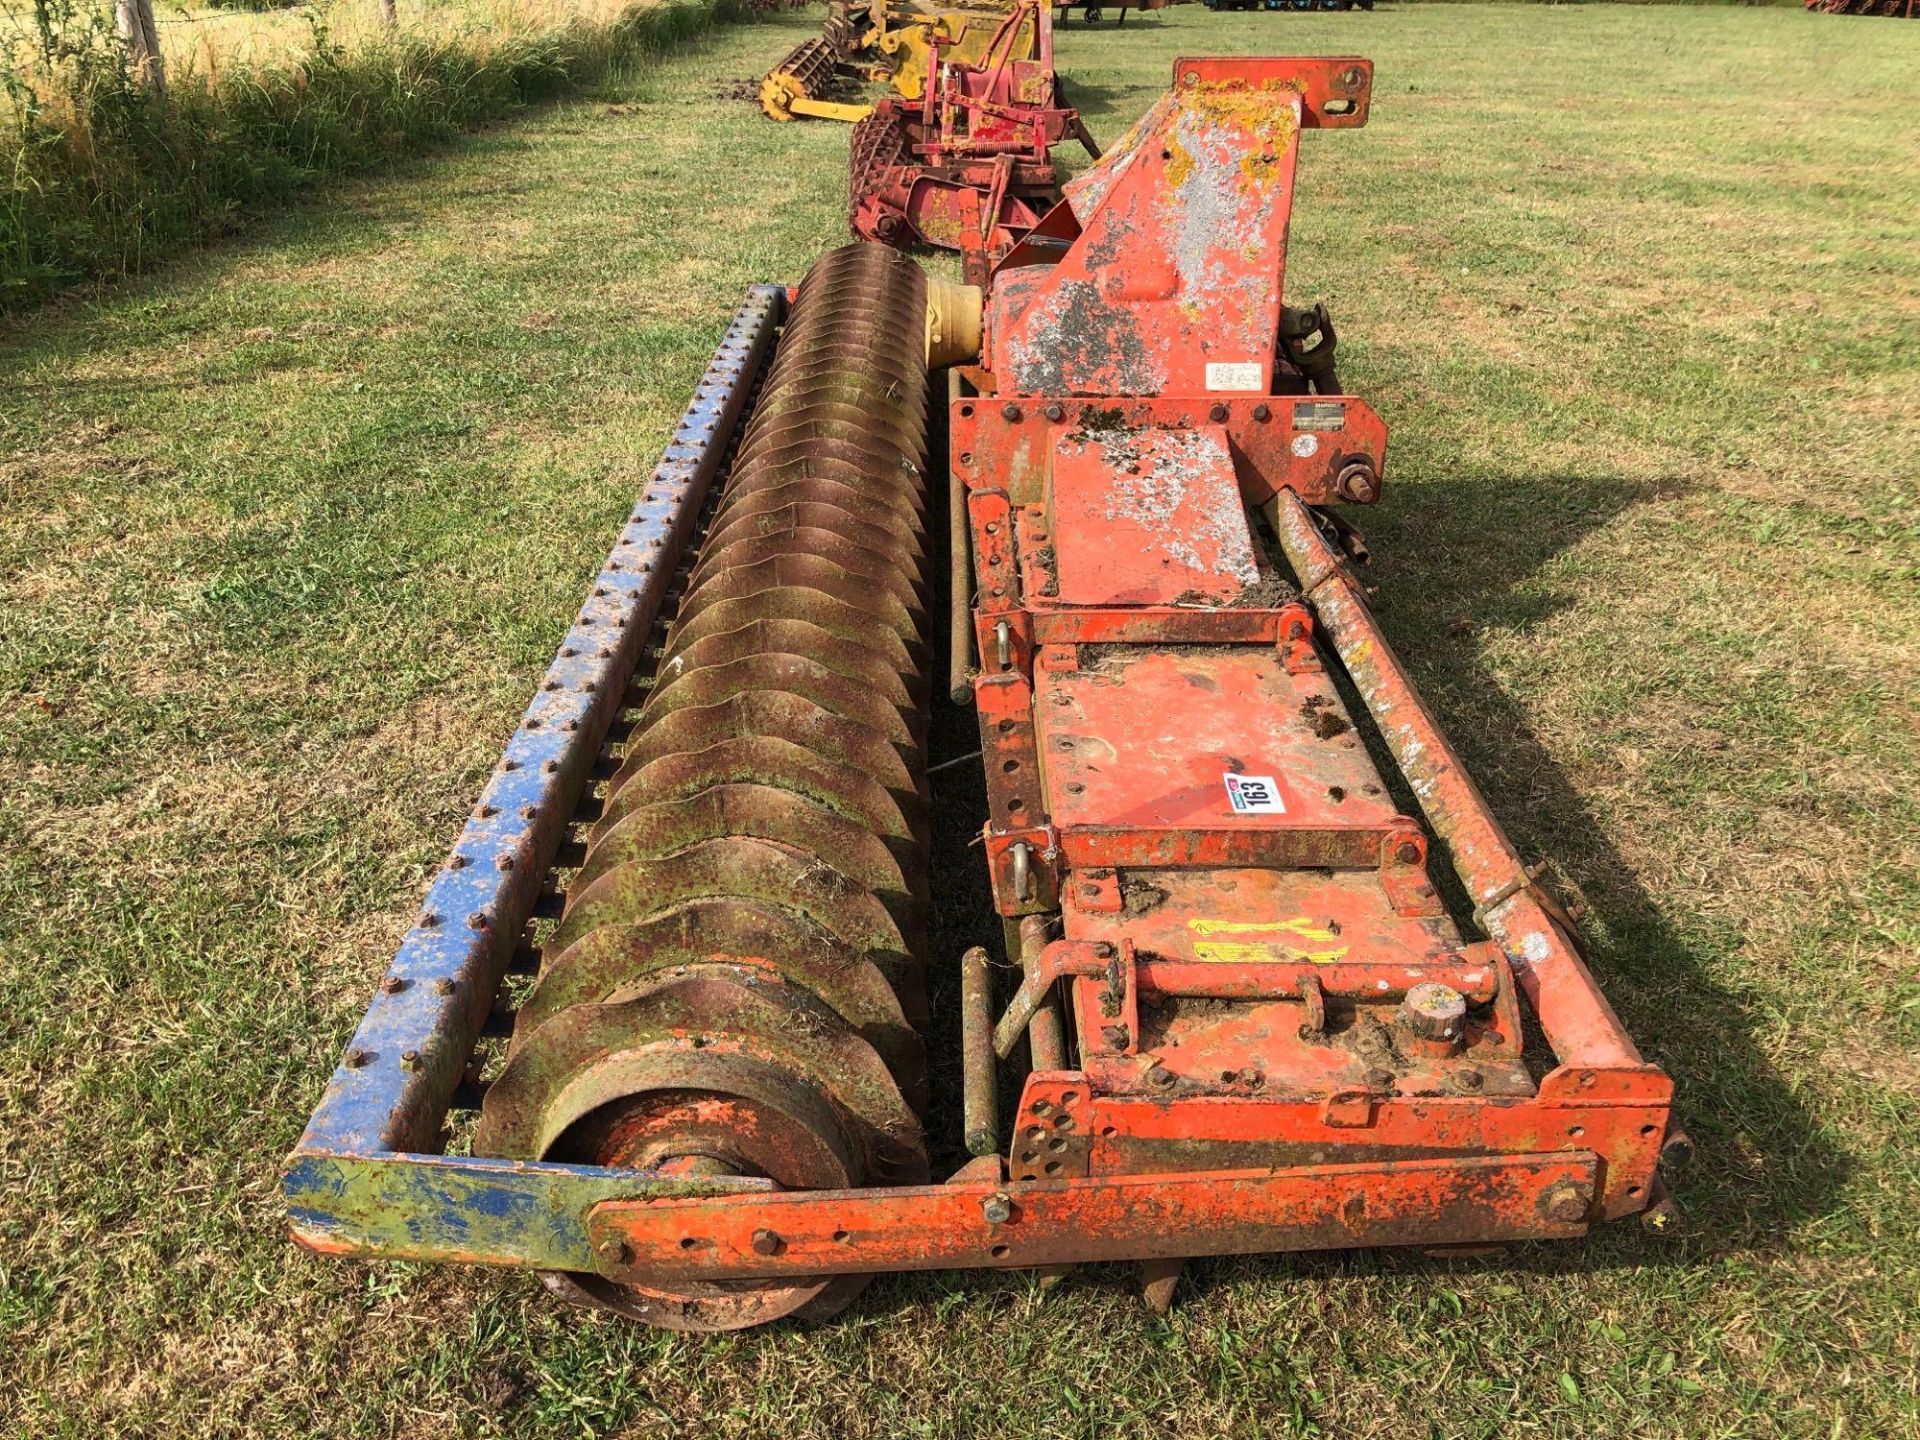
top-left (1224, 773), bottom-right (1286, 814)
top-left (1205, 361), bottom-right (1264, 393)
top-left (1290, 433), bottom-right (1320, 459)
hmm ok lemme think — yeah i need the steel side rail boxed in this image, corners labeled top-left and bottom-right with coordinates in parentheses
top-left (1268, 491), bottom-right (1671, 1099)
top-left (283, 288), bottom-right (786, 1265)
top-left (587, 1153), bottom-right (1600, 1281)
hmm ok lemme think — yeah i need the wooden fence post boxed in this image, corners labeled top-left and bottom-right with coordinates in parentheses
top-left (115, 0), bottom-right (166, 97)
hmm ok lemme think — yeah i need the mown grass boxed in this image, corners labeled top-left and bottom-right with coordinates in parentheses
top-left (1, 4), bottom-right (1917, 1436)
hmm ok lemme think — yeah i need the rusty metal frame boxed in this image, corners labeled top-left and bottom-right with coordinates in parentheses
top-left (587, 1153), bottom-right (1598, 1280)
top-left (285, 59), bottom-right (1678, 1305)
top-left (274, 347), bottom-right (1642, 1267)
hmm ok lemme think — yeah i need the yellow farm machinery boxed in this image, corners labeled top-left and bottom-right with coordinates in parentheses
top-left (758, 0), bottom-right (1044, 122)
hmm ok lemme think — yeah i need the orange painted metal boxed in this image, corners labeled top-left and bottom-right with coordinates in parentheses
top-left (938, 51), bottom-right (1677, 1270)
top-left (951, 396), bottom-right (1389, 511)
top-left (587, 1152), bottom-right (1598, 1279)
top-left (985, 58), bottom-right (1371, 396)
top-left (1267, 489), bottom-right (1667, 1085)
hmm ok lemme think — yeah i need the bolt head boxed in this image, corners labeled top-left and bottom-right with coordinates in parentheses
top-left (1044, 403), bottom-right (1064, 422)
top-left (1395, 841), bottom-right (1421, 865)
top-left (981, 1193), bottom-right (1013, 1225)
top-left (1545, 1183), bottom-right (1592, 1226)
top-left (1338, 460), bottom-right (1380, 503)
top-left (751, 1228), bottom-right (783, 1256)
top-left (1400, 982), bottom-right (1467, 1046)
top-left (1208, 403), bottom-right (1229, 422)
top-left (1002, 403), bottom-right (1022, 421)
top-left (1252, 403), bottom-right (1272, 422)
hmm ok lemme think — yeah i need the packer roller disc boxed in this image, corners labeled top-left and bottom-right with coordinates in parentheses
top-left (473, 246), bottom-right (934, 1330)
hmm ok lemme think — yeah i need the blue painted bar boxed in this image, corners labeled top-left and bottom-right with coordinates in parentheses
top-left (285, 1152), bottom-right (770, 1268)
top-left (284, 289), bottom-right (785, 1271)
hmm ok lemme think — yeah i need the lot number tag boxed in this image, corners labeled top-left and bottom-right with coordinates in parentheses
top-left (1223, 773), bottom-right (1285, 814)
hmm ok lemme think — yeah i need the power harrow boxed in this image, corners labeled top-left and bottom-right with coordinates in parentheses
top-left (1052, 0), bottom-right (1171, 24)
top-left (1206, 0), bottom-right (1373, 12)
top-left (1804, 0), bottom-right (1914, 15)
top-left (287, 55), bottom-right (1684, 1330)
top-left (759, 0), bottom-right (1040, 123)
top-left (850, 0), bottom-right (1100, 285)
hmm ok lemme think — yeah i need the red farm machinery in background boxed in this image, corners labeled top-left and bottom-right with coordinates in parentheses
top-left (286, 55), bottom-right (1686, 1331)
top-left (1804, 0), bottom-right (1914, 14)
top-left (851, 0), bottom-right (1100, 284)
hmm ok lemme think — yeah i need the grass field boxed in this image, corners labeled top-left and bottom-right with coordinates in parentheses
top-left (2, 3), bottom-right (1918, 1435)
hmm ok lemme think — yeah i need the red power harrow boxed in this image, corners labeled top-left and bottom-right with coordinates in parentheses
top-left (850, 0), bottom-right (1101, 285)
top-left (286, 56), bottom-right (1684, 1331)
top-left (1805, 0), bottom-right (1915, 15)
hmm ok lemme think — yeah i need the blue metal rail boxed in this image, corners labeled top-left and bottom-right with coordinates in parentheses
top-left (284, 287), bottom-right (786, 1269)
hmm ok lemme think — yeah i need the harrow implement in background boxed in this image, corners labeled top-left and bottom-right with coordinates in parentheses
top-left (1803, 0), bottom-right (1915, 15)
top-left (760, 34), bottom-right (873, 123)
top-left (759, 0), bottom-right (1039, 122)
top-left (1204, 0), bottom-right (1373, 12)
top-left (850, 0), bottom-right (1099, 284)
top-left (287, 55), bottom-right (1684, 1331)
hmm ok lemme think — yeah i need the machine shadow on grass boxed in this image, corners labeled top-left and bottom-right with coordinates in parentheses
top-left (895, 460), bottom-right (1847, 1322)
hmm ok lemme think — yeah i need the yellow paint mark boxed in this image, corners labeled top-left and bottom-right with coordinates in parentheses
top-left (1194, 942), bottom-right (1350, 964)
top-left (1189, 916), bottom-right (1342, 943)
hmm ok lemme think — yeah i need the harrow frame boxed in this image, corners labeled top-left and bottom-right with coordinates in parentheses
top-left (288, 60), bottom-right (1682, 1306)
top-left (286, 304), bottom-right (1672, 1289)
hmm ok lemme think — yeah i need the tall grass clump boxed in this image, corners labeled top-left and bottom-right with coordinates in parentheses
top-left (0, 0), bottom-right (744, 311)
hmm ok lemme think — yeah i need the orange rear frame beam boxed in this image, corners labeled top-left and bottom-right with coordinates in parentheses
top-left (587, 1153), bottom-right (1599, 1281)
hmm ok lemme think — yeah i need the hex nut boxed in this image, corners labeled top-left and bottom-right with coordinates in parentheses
top-left (1337, 459), bottom-right (1380, 503)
